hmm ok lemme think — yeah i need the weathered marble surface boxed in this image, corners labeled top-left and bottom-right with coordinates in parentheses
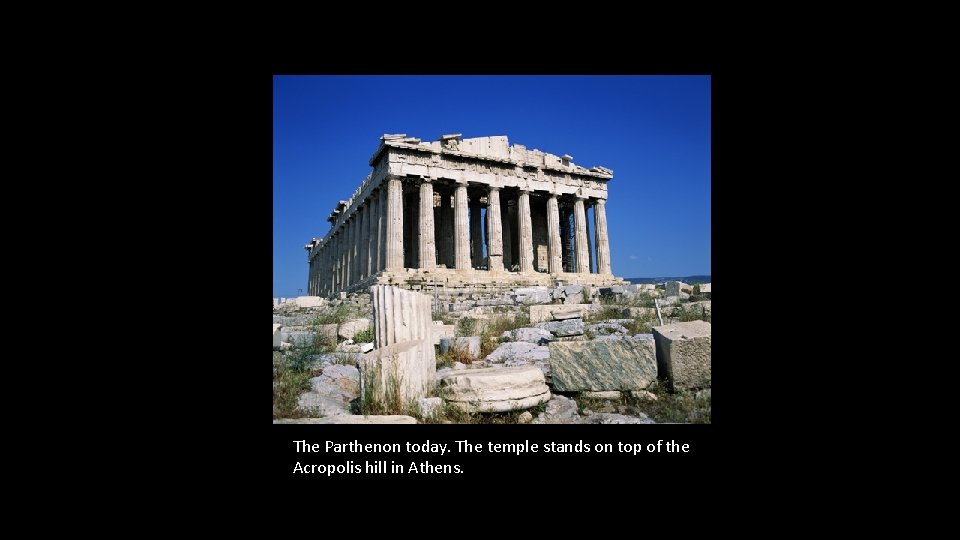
top-left (549, 339), bottom-right (658, 391)
top-left (439, 365), bottom-right (550, 412)
top-left (652, 320), bottom-right (711, 392)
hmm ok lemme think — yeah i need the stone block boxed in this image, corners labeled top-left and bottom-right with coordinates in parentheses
top-left (338, 318), bottom-right (371, 340)
top-left (549, 339), bottom-right (658, 391)
top-left (535, 319), bottom-right (584, 337)
top-left (485, 341), bottom-right (550, 363)
top-left (440, 365), bottom-right (551, 412)
top-left (529, 303), bottom-right (592, 324)
top-left (273, 415), bottom-right (417, 424)
top-left (280, 331), bottom-right (315, 346)
top-left (359, 339), bottom-right (435, 403)
top-left (652, 320), bottom-right (711, 392)
top-left (581, 390), bottom-right (622, 400)
top-left (439, 336), bottom-right (481, 357)
top-left (432, 324), bottom-right (455, 345)
top-left (417, 397), bottom-right (443, 419)
top-left (665, 281), bottom-right (691, 297)
top-left (273, 324), bottom-right (282, 348)
top-left (293, 296), bottom-right (325, 308)
top-left (507, 327), bottom-right (553, 344)
top-left (531, 395), bottom-right (580, 424)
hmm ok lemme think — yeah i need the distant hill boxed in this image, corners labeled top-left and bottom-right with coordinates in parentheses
top-left (625, 275), bottom-right (711, 285)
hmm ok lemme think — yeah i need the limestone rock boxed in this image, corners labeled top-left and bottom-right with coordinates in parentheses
top-left (530, 303), bottom-right (593, 324)
top-left (531, 394), bottom-right (580, 424)
top-left (585, 322), bottom-right (629, 336)
top-left (338, 318), bottom-right (371, 340)
top-left (583, 412), bottom-right (655, 424)
top-left (439, 336), bottom-right (481, 357)
top-left (581, 390), bottom-right (622, 400)
top-left (517, 411), bottom-right (534, 424)
top-left (273, 324), bottom-right (282, 348)
top-left (552, 309), bottom-right (584, 321)
top-left (665, 281), bottom-right (691, 297)
top-left (652, 320), bottom-right (711, 392)
top-left (508, 327), bottom-right (553, 344)
top-left (292, 296), bottom-right (324, 308)
top-left (432, 324), bottom-right (455, 345)
top-left (280, 331), bottom-right (316, 346)
top-left (629, 390), bottom-right (658, 401)
top-left (549, 339), bottom-right (658, 391)
top-left (440, 365), bottom-right (551, 412)
top-left (317, 324), bottom-right (339, 343)
top-left (273, 415), bottom-right (417, 424)
top-left (417, 396), bottom-right (443, 419)
top-left (536, 319), bottom-right (584, 337)
top-left (485, 341), bottom-right (550, 363)
top-left (513, 286), bottom-right (552, 305)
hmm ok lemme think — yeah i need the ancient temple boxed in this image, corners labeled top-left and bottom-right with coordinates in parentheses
top-left (305, 134), bottom-right (626, 296)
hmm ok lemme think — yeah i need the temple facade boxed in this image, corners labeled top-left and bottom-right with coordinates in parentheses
top-left (305, 134), bottom-right (626, 296)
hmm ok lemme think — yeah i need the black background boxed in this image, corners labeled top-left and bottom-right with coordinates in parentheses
top-left (156, 59), bottom-right (809, 491)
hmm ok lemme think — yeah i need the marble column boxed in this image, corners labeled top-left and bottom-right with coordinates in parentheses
top-left (385, 177), bottom-right (404, 270)
top-left (354, 212), bottom-right (363, 284)
top-left (574, 197), bottom-right (589, 274)
top-left (377, 187), bottom-right (387, 273)
top-left (454, 181), bottom-right (470, 271)
top-left (594, 198), bottom-right (611, 274)
top-left (358, 204), bottom-right (368, 280)
top-left (367, 192), bottom-right (377, 278)
top-left (334, 229), bottom-right (342, 292)
top-left (518, 189), bottom-right (533, 273)
top-left (470, 200), bottom-right (483, 268)
top-left (486, 187), bottom-right (504, 272)
top-left (547, 194), bottom-right (562, 273)
top-left (441, 192), bottom-right (454, 268)
top-left (501, 197), bottom-right (512, 270)
top-left (419, 178), bottom-right (435, 269)
top-left (347, 216), bottom-right (355, 286)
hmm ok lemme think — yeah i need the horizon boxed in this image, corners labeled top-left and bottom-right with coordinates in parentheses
top-left (274, 75), bottom-right (710, 298)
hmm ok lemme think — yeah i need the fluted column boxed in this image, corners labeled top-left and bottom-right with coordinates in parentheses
top-left (454, 181), bottom-right (470, 271)
top-left (367, 193), bottom-right (377, 278)
top-left (594, 198), bottom-right (611, 274)
top-left (385, 177), bottom-right (404, 270)
top-left (518, 189), bottom-right (533, 273)
top-left (501, 197), bottom-right (513, 270)
top-left (354, 210), bottom-right (363, 284)
top-left (470, 200), bottom-right (483, 268)
top-left (486, 187), bottom-right (504, 272)
top-left (343, 216), bottom-right (357, 284)
top-left (547, 194), bottom-right (562, 273)
top-left (574, 197), bottom-right (589, 274)
top-left (334, 230), bottom-right (342, 292)
top-left (358, 204), bottom-right (368, 280)
top-left (419, 178), bottom-right (435, 269)
top-left (441, 192), bottom-right (454, 268)
top-left (377, 187), bottom-right (386, 272)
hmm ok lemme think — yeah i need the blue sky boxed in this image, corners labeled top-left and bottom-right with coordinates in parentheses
top-left (274, 75), bottom-right (710, 298)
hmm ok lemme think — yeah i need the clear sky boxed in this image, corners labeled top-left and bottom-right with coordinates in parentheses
top-left (274, 75), bottom-right (710, 298)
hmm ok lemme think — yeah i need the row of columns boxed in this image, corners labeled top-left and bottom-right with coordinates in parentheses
top-left (309, 176), bottom-right (611, 296)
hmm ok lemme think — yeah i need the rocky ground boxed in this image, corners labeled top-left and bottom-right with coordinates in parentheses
top-left (273, 282), bottom-right (711, 424)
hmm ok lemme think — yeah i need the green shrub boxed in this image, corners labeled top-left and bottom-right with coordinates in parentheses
top-left (352, 326), bottom-right (374, 343)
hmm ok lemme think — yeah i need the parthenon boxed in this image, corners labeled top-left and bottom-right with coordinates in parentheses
top-left (305, 134), bottom-right (627, 296)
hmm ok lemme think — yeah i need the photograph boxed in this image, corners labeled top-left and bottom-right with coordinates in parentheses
top-left (273, 75), bottom-right (711, 425)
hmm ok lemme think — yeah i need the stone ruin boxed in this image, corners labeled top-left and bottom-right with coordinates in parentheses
top-left (305, 134), bottom-right (627, 299)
